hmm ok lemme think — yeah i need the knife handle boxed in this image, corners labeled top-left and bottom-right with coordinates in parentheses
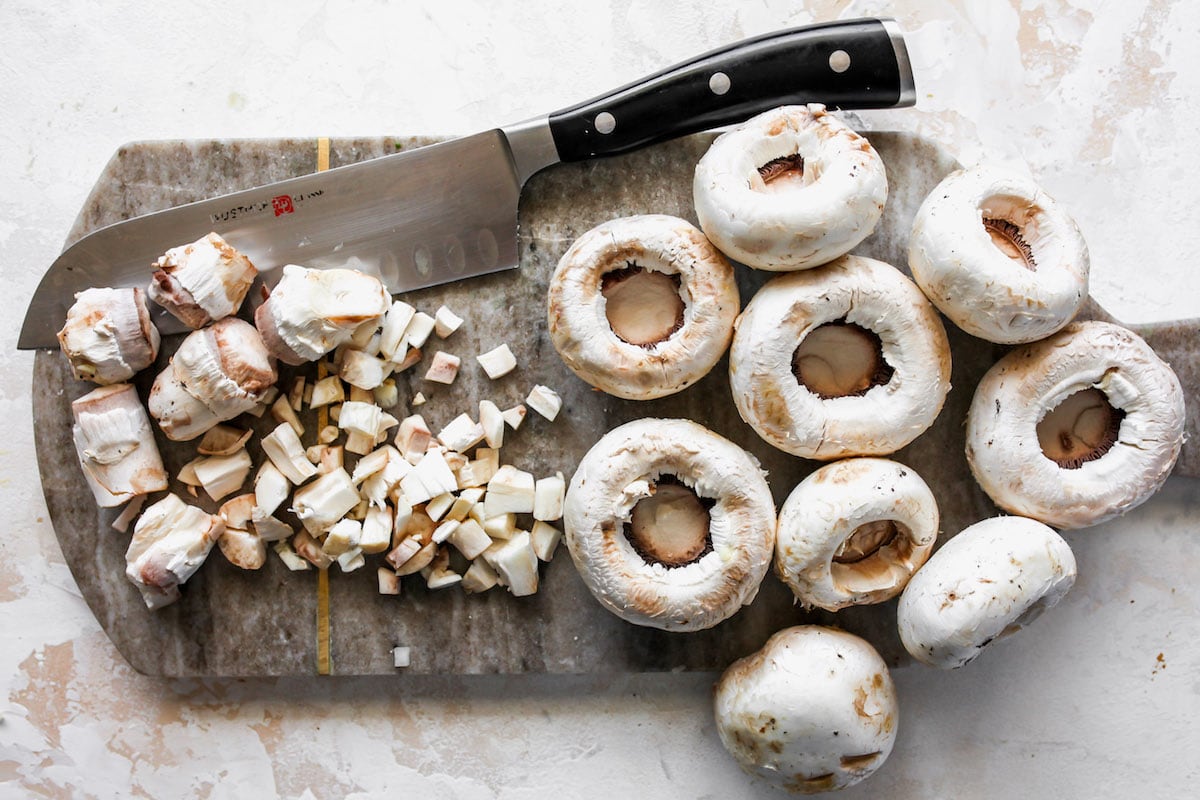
top-left (547, 17), bottom-right (915, 163)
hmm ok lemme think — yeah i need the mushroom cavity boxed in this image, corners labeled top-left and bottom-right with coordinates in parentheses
top-left (563, 418), bottom-right (776, 631)
top-left (966, 320), bottom-right (1185, 529)
top-left (897, 516), bottom-right (1077, 669)
top-left (548, 215), bottom-right (739, 400)
top-left (908, 165), bottom-right (1089, 344)
top-left (714, 626), bottom-right (898, 793)
top-left (775, 458), bottom-right (939, 611)
top-left (148, 232), bottom-right (258, 329)
top-left (730, 255), bottom-right (952, 460)
top-left (57, 286), bottom-right (160, 385)
top-left (694, 104), bottom-right (887, 271)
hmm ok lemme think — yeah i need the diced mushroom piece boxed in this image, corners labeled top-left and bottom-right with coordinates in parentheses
top-left (261, 422), bottom-right (318, 485)
top-left (58, 287), bottom-right (160, 385)
top-left (271, 395), bottom-right (305, 437)
top-left (254, 265), bottom-right (390, 365)
top-left (446, 488), bottom-right (484, 522)
top-left (375, 410), bottom-right (399, 440)
top-left (412, 392), bottom-right (427, 407)
top-left (530, 520), bottom-right (562, 561)
top-left (426, 492), bottom-right (456, 523)
top-left (484, 465), bottom-right (536, 516)
top-left (111, 494), bottom-right (147, 533)
top-left (501, 404), bottom-right (527, 430)
top-left (483, 513), bottom-right (518, 541)
top-left (424, 351), bottom-right (461, 385)
top-left (292, 530), bottom-right (334, 569)
top-left (378, 567), bottom-right (401, 595)
top-left (379, 301), bottom-right (416, 361)
top-left (348, 318), bottom-right (377, 350)
top-left (431, 519), bottom-right (460, 544)
top-left (392, 347), bottom-right (423, 374)
top-left (291, 467), bottom-right (360, 534)
top-left (484, 531), bottom-right (539, 596)
top-left (433, 305), bottom-right (464, 338)
top-left (194, 449), bottom-right (252, 502)
top-left (447, 519), bottom-right (491, 560)
top-left (478, 400), bottom-right (505, 448)
top-left (457, 447), bottom-right (500, 489)
top-left (438, 413), bottom-right (486, 452)
top-left (534, 473), bottom-right (566, 522)
top-left (373, 379), bottom-right (398, 409)
top-left (360, 505), bottom-right (393, 554)
top-left (400, 448), bottom-right (458, 505)
top-left (386, 536), bottom-right (423, 571)
top-left (309, 376), bottom-right (345, 408)
top-left (307, 444), bottom-right (344, 475)
top-left (403, 311), bottom-right (437, 348)
top-left (317, 425), bottom-right (340, 445)
top-left (525, 385), bottom-right (562, 421)
top-left (338, 548), bottom-right (366, 572)
top-left (218, 527), bottom-right (266, 570)
top-left (461, 558), bottom-right (499, 594)
top-left (323, 519), bottom-right (362, 557)
top-left (125, 493), bottom-right (223, 609)
top-left (443, 450), bottom-right (469, 473)
top-left (476, 343), bottom-right (517, 379)
top-left (148, 232), bottom-right (257, 328)
top-left (286, 377), bottom-right (305, 412)
top-left (392, 646), bottom-right (411, 668)
top-left (252, 511), bottom-right (294, 542)
top-left (177, 458), bottom-right (203, 488)
top-left (426, 567), bottom-right (462, 591)
top-left (254, 461), bottom-right (291, 517)
top-left (361, 447), bottom-right (411, 508)
top-left (198, 425), bottom-right (253, 456)
top-left (71, 383), bottom-right (168, 507)
top-left (345, 432), bottom-right (375, 456)
top-left (395, 541), bottom-right (438, 576)
top-left (340, 349), bottom-right (388, 390)
top-left (274, 540), bottom-right (312, 571)
top-left (338, 400), bottom-right (382, 438)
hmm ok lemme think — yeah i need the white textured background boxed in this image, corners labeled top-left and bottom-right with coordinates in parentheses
top-left (2, 1), bottom-right (1198, 797)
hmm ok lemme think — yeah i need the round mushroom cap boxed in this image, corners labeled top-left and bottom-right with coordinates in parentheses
top-left (547, 215), bottom-right (739, 400)
top-left (730, 255), bottom-right (952, 460)
top-left (563, 418), bottom-right (776, 631)
top-left (775, 458), bottom-right (939, 611)
top-left (694, 103), bottom-right (887, 271)
top-left (173, 317), bottom-right (277, 418)
top-left (898, 516), bottom-right (1077, 669)
top-left (714, 626), bottom-right (898, 794)
top-left (966, 320), bottom-right (1184, 529)
top-left (908, 165), bottom-right (1089, 344)
top-left (57, 286), bottom-right (160, 385)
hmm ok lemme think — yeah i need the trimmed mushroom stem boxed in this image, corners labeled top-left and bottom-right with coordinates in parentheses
top-left (833, 520), bottom-right (901, 564)
top-left (601, 265), bottom-right (685, 347)
top-left (626, 478), bottom-right (714, 567)
top-left (1036, 387), bottom-right (1124, 469)
top-left (792, 321), bottom-right (894, 399)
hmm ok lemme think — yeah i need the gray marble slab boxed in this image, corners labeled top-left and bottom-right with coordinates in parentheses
top-left (31, 132), bottom-right (1199, 676)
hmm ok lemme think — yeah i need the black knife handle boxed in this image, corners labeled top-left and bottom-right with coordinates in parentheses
top-left (547, 18), bottom-right (914, 163)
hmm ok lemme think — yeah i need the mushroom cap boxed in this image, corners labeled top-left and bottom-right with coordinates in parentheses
top-left (694, 104), bottom-right (887, 271)
top-left (563, 418), bottom-right (776, 631)
top-left (897, 516), bottom-right (1077, 669)
top-left (71, 382), bottom-right (168, 506)
top-left (172, 317), bottom-right (277, 418)
top-left (57, 286), bottom-right (160, 384)
top-left (966, 320), bottom-right (1185, 529)
top-left (255, 265), bottom-right (390, 364)
top-left (775, 458), bottom-right (939, 611)
top-left (148, 232), bottom-right (257, 328)
top-left (908, 165), bottom-right (1089, 344)
top-left (547, 214), bottom-right (739, 400)
top-left (730, 255), bottom-right (952, 459)
top-left (147, 366), bottom-right (222, 442)
top-left (126, 493), bottom-right (224, 609)
top-left (714, 626), bottom-right (898, 793)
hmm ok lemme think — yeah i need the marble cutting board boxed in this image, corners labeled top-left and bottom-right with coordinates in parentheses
top-left (31, 132), bottom-right (1200, 676)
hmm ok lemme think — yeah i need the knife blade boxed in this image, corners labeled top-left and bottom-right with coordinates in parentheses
top-left (19, 17), bottom-right (916, 349)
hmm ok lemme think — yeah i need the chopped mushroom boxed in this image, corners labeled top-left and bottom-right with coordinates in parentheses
top-left (125, 493), bottom-right (223, 609)
top-left (403, 311), bottom-right (436, 348)
top-left (898, 516), bottom-right (1077, 669)
top-left (547, 215), bottom-right (739, 399)
top-left (217, 493), bottom-right (266, 570)
top-left (193, 449), bottom-right (252, 502)
top-left (261, 422), bottom-right (318, 485)
top-left (292, 467), bottom-right (360, 534)
top-left (476, 343), bottom-right (517, 379)
top-left (525, 385), bottom-right (562, 421)
top-left (148, 232), bottom-right (257, 328)
top-left (966, 320), bottom-right (1185, 528)
top-left (71, 383), bottom-right (168, 507)
top-left (714, 626), bottom-right (899, 793)
top-left (424, 351), bottom-right (461, 384)
top-left (433, 305), bottom-right (464, 338)
top-left (58, 287), bottom-right (160, 385)
top-left (694, 104), bottom-right (887, 271)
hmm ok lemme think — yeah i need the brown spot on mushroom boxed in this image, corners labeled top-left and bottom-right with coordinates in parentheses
top-left (625, 476), bottom-right (714, 567)
top-left (786, 773), bottom-right (837, 792)
top-left (600, 263), bottom-right (685, 347)
top-left (840, 752), bottom-right (882, 771)
top-left (1036, 387), bottom-right (1125, 468)
top-left (792, 320), bottom-right (894, 399)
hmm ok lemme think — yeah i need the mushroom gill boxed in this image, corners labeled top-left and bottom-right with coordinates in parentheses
top-left (756, 153), bottom-right (807, 191)
top-left (626, 475), bottom-right (714, 567)
top-left (601, 262), bottom-right (686, 347)
top-left (1036, 387), bottom-right (1124, 469)
top-left (792, 320), bottom-right (894, 399)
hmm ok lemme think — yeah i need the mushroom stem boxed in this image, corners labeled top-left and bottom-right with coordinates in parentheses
top-left (601, 264), bottom-right (685, 347)
top-left (982, 217), bottom-right (1036, 270)
top-left (1036, 387), bottom-right (1124, 469)
top-left (833, 520), bottom-right (900, 564)
top-left (626, 477), bottom-right (713, 567)
top-left (792, 321), bottom-right (893, 399)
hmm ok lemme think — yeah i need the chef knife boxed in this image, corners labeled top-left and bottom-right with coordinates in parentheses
top-left (19, 17), bottom-right (916, 348)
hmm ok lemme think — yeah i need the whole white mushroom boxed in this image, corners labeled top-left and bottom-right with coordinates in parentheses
top-left (898, 516), bottom-right (1077, 669)
top-left (694, 104), bottom-right (887, 271)
top-left (714, 626), bottom-right (898, 794)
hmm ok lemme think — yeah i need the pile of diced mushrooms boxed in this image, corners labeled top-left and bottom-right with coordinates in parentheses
top-left (545, 104), bottom-right (1185, 794)
top-left (61, 234), bottom-right (568, 612)
top-left (59, 104), bottom-right (1186, 794)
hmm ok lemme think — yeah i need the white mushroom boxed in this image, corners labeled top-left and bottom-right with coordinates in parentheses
top-left (694, 104), bottom-right (887, 271)
top-left (125, 493), bottom-right (224, 609)
top-left (775, 458), bottom-right (939, 611)
top-left (148, 232), bottom-right (257, 328)
top-left (563, 418), bottom-right (775, 631)
top-left (714, 626), bottom-right (898, 794)
top-left (908, 164), bottom-right (1090, 344)
top-left (147, 318), bottom-right (277, 440)
top-left (547, 215), bottom-right (739, 400)
top-left (57, 287), bottom-right (160, 384)
top-left (730, 255), bottom-right (952, 460)
top-left (898, 516), bottom-right (1077, 669)
top-left (71, 383), bottom-right (168, 507)
top-left (254, 264), bottom-right (390, 365)
top-left (966, 320), bottom-right (1185, 529)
